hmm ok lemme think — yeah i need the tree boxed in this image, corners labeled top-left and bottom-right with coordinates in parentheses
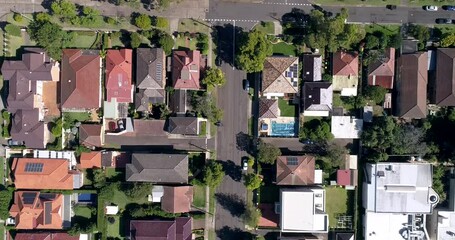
top-left (154, 17), bottom-right (169, 28)
top-left (243, 173), bottom-right (262, 190)
top-left (13, 13), bottom-right (23, 22)
top-left (365, 34), bottom-right (379, 50)
top-left (134, 14), bottom-right (152, 30)
top-left (51, 118), bottom-right (63, 137)
top-left (124, 182), bottom-right (153, 199)
top-left (257, 141), bottom-right (281, 164)
top-left (441, 33), bottom-right (455, 47)
top-left (35, 12), bottom-right (52, 22)
top-left (0, 186), bottom-right (14, 220)
top-left (130, 32), bottom-right (142, 48)
top-left (388, 33), bottom-right (402, 48)
top-left (158, 32), bottom-right (174, 55)
top-left (236, 29), bottom-right (272, 73)
top-left (319, 143), bottom-right (348, 173)
top-left (203, 161), bottom-right (225, 187)
top-left (364, 85), bottom-right (387, 104)
top-left (92, 169), bottom-right (106, 188)
top-left (392, 124), bottom-right (428, 156)
top-left (28, 20), bottom-right (74, 60)
top-left (299, 119), bottom-right (333, 143)
top-left (106, 17), bottom-right (117, 25)
top-left (189, 92), bottom-right (223, 122)
top-left (433, 165), bottom-right (447, 202)
top-left (68, 222), bottom-right (96, 235)
top-left (408, 24), bottom-right (430, 43)
top-left (338, 24), bottom-right (365, 49)
top-left (75, 145), bottom-right (90, 157)
top-left (362, 116), bottom-right (396, 161)
top-left (50, 0), bottom-right (77, 22)
top-left (99, 182), bottom-right (119, 200)
top-left (202, 67), bottom-right (226, 91)
top-left (5, 24), bottom-right (21, 37)
top-left (242, 204), bottom-right (261, 228)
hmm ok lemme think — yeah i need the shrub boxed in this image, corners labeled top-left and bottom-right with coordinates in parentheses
top-left (106, 17), bottom-right (116, 25)
top-left (154, 17), bottom-right (169, 29)
top-left (5, 24), bottom-right (21, 37)
top-left (13, 13), bottom-right (23, 23)
top-left (134, 14), bottom-right (152, 30)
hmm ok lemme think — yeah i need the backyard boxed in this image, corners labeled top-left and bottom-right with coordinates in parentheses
top-left (106, 215), bottom-right (121, 238)
top-left (325, 186), bottom-right (354, 229)
top-left (174, 36), bottom-right (197, 50)
top-left (193, 185), bottom-right (206, 209)
top-left (63, 112), bottom-right (91, 123)
top-left (278, 98), bottom-right (297, 117)
top-left (333, 93), bottom-right (355, 113)
top-left (272, 42), bottom-right (297, 56)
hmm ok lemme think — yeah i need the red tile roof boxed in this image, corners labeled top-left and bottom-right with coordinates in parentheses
top-left (79, 151), bottom-right (102, 169)
top-left (333, 51), bottom-right (359, 76)
top-left (61, 49), bottom-right (101, 109)
top-left (337, 170), bottom-right (351, 186)
top-left (258, 203), bottom-right (279, 228)
top-left (106, 49), bottom-right (133, 103)
top-left (161, 186), bottom-right (193, 213)
top-left (10, 191), bottom-right (64, 229)
top-left (368, 48), bottom-right (395, 89)
top-left (130, 217), bottom-right (191, 240)
top-left (276, 155), bottom-right (315, 185)
top-left (11, 158), bottom-right (78, 190)
top-left (14, 233), bottom-right (79, 240)
top-left (172, 50), bottom-right (201, 89)
top-left (79, 124), bottom-right (103, 147)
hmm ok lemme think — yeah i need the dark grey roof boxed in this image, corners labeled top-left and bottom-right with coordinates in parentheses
top-left (135, 89), bottom-right (165, 111)
top-left (136, 48), bottom-right (166, 89)
top-left (169, 89), bottom-right (188, 113)
top-left (125, 154), bottom-right (189, 183)
top-left (301, 82), bottom-right (333, 112)
top-left (101, 151), bottom-right (113, 167)
top-left (336, 232), bottom-right (354, 240)
top-left (11, 109), bottom-right (46, 149)
top-left (168, 117), bottom-right (198, 135)
top-left (302, 54), bottom-right (322, 82)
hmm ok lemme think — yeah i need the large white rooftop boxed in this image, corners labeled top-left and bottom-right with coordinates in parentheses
top-left (364, 212), bottom-right (424, 240)
top-left (331, 116), bottom-right (363, 139)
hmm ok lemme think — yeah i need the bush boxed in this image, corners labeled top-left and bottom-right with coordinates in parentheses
top-left (154, 17), bottom-right (169, 29)
top-left (158, 32), bottom-right (174, 55)
top-left (107, 217), bottom-right (116, 224)
top-left (0, 186), bottom-right (14, 220)
top-left (106, 17), bottom-right (116, 25)
top-left (130, 32), bottom-right (142, 48)
top-left (13, 13), bottom-right (23, 23)
top-left (5, 24), bottom-right (21, 37)
top-left (242, 204), bottom-right (261, 228)
top-left (134, 14), bottom-right (152, 30)
top-left (124, 182), bottom-right (152, 200)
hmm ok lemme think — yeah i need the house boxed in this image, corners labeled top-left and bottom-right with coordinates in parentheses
top-left (337, 169), bottom-right (358, 188)
top-left (301, 82), bottom-right (333, 117)
top-left (169, 89), bottom-right (188, 114)
top-left (130, 217), bottom-right (192, 240)
top-left (172, 50), bottom-right (201, 90)
top-left (161, 186), bottom-right (193, 213)
top-left (262, 56), bottom-right (299, 99)
top-left (331, 116), bottom-right (363, 139)
top-left (131, 119), bottom-right (167, 137)
top-left (367, 48), bottom-right (395, 89)
top-left (105, 205), bottom-right (119, 215)
top-left (428, 176), bottom-right (455, 240)
top-left (78, 151), bottom-right (102, 169)
top-left (61, 49), bottom-right (101, 110)
top-left (167, 117), bottom-right (199, 135)
top-left (363, 211), bottom-right (426, 240)
top-left (103, 98), bottom-right (128, 119)
top-left (363, 106), bottom-right (373, 123)
top-left (125, 154), bottom-right (188, 184)
top-left (363, 162), bottom-right (438, 214)
top-left (11, 158), bottom-right (82, 190)
top-left (135, 48), bottom-right (166, 110)
top-left (259, 98), bottom-right (280, 119)
top-left (280, 188), bottom-right (328, 233)
top-left (396, 52), bottom-right (428, 119)
top-left (1, 48), bottom-right (60, 148)
top-left (14, 233), bottom-right (80, 240)
top-left (79, 124), bottom-right (103, 148)
top-left (9, 191), bottom-right (68, 229)
top-left (332, 51), bottom-right (359, 96)
top-left (434, 48), bottom-right (455, 106)
top-left (302, 54), bottom-right (322, 82)
top-left (335, 232), bottom-right (355, 240)
top-left (106, 49), bottom-right (133, 103)
top-left (275, 155), bottom-right (322, 185)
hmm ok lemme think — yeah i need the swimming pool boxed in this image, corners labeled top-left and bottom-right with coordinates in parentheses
top-left (269, 121), bottom-right (297, 137)
top-left (78, 193), bottom-right (96, 203)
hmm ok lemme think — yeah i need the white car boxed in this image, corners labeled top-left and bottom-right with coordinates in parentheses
top-left (425, 5), bottom-right (438, 11)
top-left (242, 159), bottom-right (248, 171)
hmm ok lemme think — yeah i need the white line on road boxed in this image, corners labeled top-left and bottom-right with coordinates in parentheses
top-left (263, 2), bottom-right (312, 6)
top-left (203, 18), bottom-right (260, 23)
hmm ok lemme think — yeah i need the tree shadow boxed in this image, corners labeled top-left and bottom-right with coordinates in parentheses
top-left (216, 226), bottom-right (254, 240)
top-left (217, 160), bottom-right (242, 182)
top-left (236, 132), bottom-right (252, 152)
top-left (212, 24), bottom-right (244, 66)
top-left (215, 193), bottom-right (246, 217)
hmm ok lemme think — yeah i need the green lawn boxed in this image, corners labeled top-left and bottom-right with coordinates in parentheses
top-left (199, 121), bottom-right (207, 136)
top-left (74, 205), bottom-right (93, 219)
top-left (0, 157), bottom-right (4, 185)
top-left (106, 168), bottom-right (124, 179)
top-left (278, 98), bottom-right (297, 117)
top-left (5, 35), bottom-right (25, 57)
top-left (365, 24), bottom-right (400, 36)
top-left (178, 19), bottom-right (211, 33)
top-left (333, 93), bottom-right (355, 111)
top-left (63, 112), bottom-right (91, 122)
top-left (193, 185), bottom-right (206, 209)
top-left (83, 169), bottom-right (92, 186)
top-left (6, 13), bottom-right (32, 27)
top-left (248, 117), bottom-right (253, 136)
top-left (209, 187), bottom-right (215, 214)
top-left (106, 215), bottom-right (121, 238)
top-left (253, 21), bottom-right (275, 35)
top-left (67, 33), bottom-right (98, 48)
top-left (174, 36), bottom-right (197, 50)
top-left (312, 0), bottom-right (400, 6)
top-left (259, 184), bottom-right (279, 203)
top-left (272, 42), bottom-right (297, 56)
top-left (408, 0), bottom-right (455, 6)
top-left (325, 186), bottom-right (351, 229)
top-left (110, 184), bottom-right (149, 209)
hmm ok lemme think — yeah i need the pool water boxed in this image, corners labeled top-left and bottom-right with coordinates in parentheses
top-left (270, 121), bottom-right (297, 137)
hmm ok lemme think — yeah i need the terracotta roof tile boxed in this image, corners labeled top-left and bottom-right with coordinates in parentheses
top-left (333, 51), bottom-right (359, 76)
top-left (172, 50), bottom-right (201, 89)
top-left (276, 155), bottom-right (315, 185)
top-left (337, 170), bottom-right (351, 186)
top-left (262, 56), bottom-right (299, 94)
top-left (106, 49), bottom-right (133, 103)
top-left (79, 151), bottom-right (102, 169)
top-left (368, 48), bottom-right (395, 89)
top-left (15, 233), bottom-right (79, 240)
top-left (258, 98), bottom-right (279, 119)
top-left (161, 186), bottom-right (193, 213)
top-left (435, 48), bottom-right (455, 106)
top-left (79, 124), bottom-right (102, 147)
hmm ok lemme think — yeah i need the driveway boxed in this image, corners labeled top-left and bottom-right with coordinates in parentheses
top-left (214, 62), bottom-right (250, 238)
top-left (105, 135), bottom-right (215, 152)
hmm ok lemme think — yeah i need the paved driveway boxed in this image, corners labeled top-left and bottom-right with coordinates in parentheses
top-left (105, 135), bottom-right (215, 152)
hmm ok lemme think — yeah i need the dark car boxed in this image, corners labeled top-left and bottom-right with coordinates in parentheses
top-left (215, 121), bottom-right (223, 127)
top-left (444, 5), bottom-right (455, 10)
top-left (386, 4), bottom-right (397, 10)
top-left (8, 139), bottom-right (21, 146)
top-left (243, 79), bottom-right (250, 92)
top-left (436, 18), bottom-right (453, 24)
top-left (215, 56), bottom-right (222, 67)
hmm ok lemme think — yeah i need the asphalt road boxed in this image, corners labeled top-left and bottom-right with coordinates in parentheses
top-left (214, 62), bottom-right (250, 238)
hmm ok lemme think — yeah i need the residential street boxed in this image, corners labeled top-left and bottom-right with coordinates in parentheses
top-left (215, 62), bottom-right (250, 238)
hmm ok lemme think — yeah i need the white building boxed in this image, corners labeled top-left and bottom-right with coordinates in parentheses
top-left (280, 188), bottom-right (328, 233)
top-left (331, 116), bottom-right (363, 139)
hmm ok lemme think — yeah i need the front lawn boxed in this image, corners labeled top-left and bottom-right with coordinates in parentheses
top-left (106, 215), bottom-right (121, 238)
top-left (278, 98), bottom-right (297, 117)
top-left (193, 185), bottom-right (206, 209)
top-left (174, 36), bottom-right (197, 50)
top-left (365, 24), bottom-right (400, 36)
top-left (253, 21), bottom-right (275, 35)
top-left (178, 19), bottom-right (211, 34)
top-left (67, 32), bottom-right (98, 49)
top-left (325, 186), bottom-right (354, 229)
top-left (199, 121), bottom-right (207, 136)
top-left (272, 42), bottom-right (297, 56)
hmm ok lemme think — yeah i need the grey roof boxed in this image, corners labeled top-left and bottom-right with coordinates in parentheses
top-left (125, 154), bottom-right (189, 184)
top-left (73, 173), bottom-right (82, 189)
top-left (135, 89), bottom-right (165, 111)
top-left (168, 117), bottom-right (198, 135)
top-left (363, 162), bottom-right (438, 213)
top-left (301, 82), bottom-right (333, 112)
top-left (136, 48), bottom-right (166, 89)
top-left (302, 54), bottom-right (322, 82)
top-left (11, 109), bottom-right (46, 149)
top-left (169, 89), bottom-right (188, 114)
top-left (101, 151), bottom-right (113, 167)
top-left (336, 232), bottom-right (354, 240)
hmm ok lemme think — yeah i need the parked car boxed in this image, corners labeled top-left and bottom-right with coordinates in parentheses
top-left (444, 5), bottom-right (455, 10)
top-left (242, 158), bottom-right (248, 171)
top-left (7, 139), bottom-right (21, 146)
top-left (436, 18), bottom-right (453, 24)
top-left (215, 56), bottom-right (222, 67)
top-left (386, 4), bottom-right (397, 10)
top-left (425, 5), bottom-right (438, 11)
top-left (243, 79), bottom-right (250, 92)
top-left (215, 121), bottom-right (223, 127)
top-left (117, 120), bottom-right (125, 131)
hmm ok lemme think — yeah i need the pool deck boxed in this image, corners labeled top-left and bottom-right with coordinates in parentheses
top-left (259, 117), bottom-right (298, 137)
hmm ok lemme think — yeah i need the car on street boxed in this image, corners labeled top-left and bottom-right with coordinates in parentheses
top-left (242, 158), bottom-right (248, 171)
top-left (425, 5), bottom-right (438, 11)
top-left (215, 121), bottom-right (223, 127)
top-left (386, 4), bottom-right (397, 10)
top-left (7, 139), bottom-right (21, 146)
top-left (215, 56), bottom-right (222, 67)
top-left (436, 18), bottom-right (453, 24)
top-left (444, 5), bottom-right (455, 10)
top-left (243, 79), bottom-right (250, 92)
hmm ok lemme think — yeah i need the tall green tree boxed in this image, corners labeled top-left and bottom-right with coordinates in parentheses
top-left (299, 119), bottom-right (333, 143)
top-left (441, 33), bottom-right (455, 47)
top-left (243, 173), bottom-right (262, 190)
top-left (124, 183), bottom-right (153, 200)
top-left (28, 20), bottom-right (74, 60)
top-left (203, 161), bottom-right (225, 187)
top-left (242, 204), bottom-right (261, 228)
top-left (134, 14), bottom-right (152, 30)
top-left (92, 169), bottom-right (107, 189)
top-left (236, 29), bottom-right (272, 73)
top-left (50, 0), bottom-right (77, 22)
top-left (257, 141), bottom-right (281, 164)
top-left (130, 32), bottom-right (142, 48)
top-left (202, 67), bottom-right (226, 91)
top-left (364, 85), bottom-right (387, 104)
top-left (158, 32), bottom-right (174, 55)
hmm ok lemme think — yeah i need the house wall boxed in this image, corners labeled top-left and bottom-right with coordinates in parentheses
top-left (303, 110), bottom-right (330, 117)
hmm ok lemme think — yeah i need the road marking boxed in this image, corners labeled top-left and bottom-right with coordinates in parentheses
top-left (203, 18), bottom-right (260, 23)
top-left (263, 2), bottom-right (312, 6)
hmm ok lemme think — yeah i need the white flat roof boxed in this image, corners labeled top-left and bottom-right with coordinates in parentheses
top-left (331, 116), bottom-right (363, 139)
top-left (314, 170), bottom-right (323, 184)
top-left (437, 211), bottom-right (455, 240)
top-left (364, 212), bottom-right (410, 240)
top-left (281, 189), bottom-right (328, 233)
